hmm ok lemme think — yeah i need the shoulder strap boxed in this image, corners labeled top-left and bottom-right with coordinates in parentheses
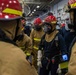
top-left (42, 33), bottom-right (46, 39)
top-left (39, 33), bottom-right (59, 50)
top-left (39, 33), bottom-right (46, 50)
top-left (54, 34), bottom-right (59, 47)
top-left (41, 33), bottom-right (46, 43)
top-left (41, 33), bottom-right (59, 45)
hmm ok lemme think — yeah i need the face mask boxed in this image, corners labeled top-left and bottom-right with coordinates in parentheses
top-left (43, 25), bottom-right (52, 34)
top-left (34, 25), bottom-right (42, 31)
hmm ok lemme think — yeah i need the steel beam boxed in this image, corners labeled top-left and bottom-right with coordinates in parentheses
top-left (19, 1), bottom-right (48, 4)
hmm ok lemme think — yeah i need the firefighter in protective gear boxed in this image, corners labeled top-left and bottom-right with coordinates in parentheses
top-left (15, 11), bottom-right (32, 63)
top-left (0, 0), bottom-right (38, 75)
top-left (65, 0), bottom-right (76, 75)
top-left (37, 15), bottom-right (67, 75)
top-left (30, 18), bottom-right (44, 69)
top-left (16, 33), bottom-right (32, 60)
top-left (16, 15), bottom-right (32, 61)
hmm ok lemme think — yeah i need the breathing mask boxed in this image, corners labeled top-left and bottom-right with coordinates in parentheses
top-left (43, 23), bottom-right (54, 34)
top-left (34, 25), bottom-right (42, 31)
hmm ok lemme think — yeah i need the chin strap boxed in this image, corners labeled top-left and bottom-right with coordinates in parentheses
top-left (13, 19), bottom-right (19, 42)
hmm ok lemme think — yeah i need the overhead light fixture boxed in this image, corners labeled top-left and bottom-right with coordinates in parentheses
top-left (37, 5), bottom-right (40, 8)
top-left (42, 20), bottom-right (44, 22)
top-left (34, 9), bottom-right (36, 11)
top-left (32, 12), bottom-right (34, 13)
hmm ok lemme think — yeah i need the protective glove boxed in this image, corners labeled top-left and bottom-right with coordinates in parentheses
top-left (37, 61), bottom-right (42, 67)
top-left (37, 50), bottom-right (42, 67)
top-left (57, 65), bottom-right (61, 74)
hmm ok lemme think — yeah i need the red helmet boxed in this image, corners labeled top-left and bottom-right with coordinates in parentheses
top-left (0, 0), bottom-right (22, 20)
top-left (34, 18), bottom-right (42, 26)
top-left (68, 0), bottom-right (76, 9)
top-left (44, 15), bottom-right (57, 24)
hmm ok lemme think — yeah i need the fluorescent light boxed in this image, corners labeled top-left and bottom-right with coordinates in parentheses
top-left (32, 12), bottom-right (34, 13)
top-left (34, 9), bottom-right (36, 11)
top-left (37, 5), bottom-right (40, 8)
top-left (42, 20), bottom-right (44, 22)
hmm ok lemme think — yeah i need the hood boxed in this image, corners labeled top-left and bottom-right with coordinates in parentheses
top-left (0, 20), bottom-right (22, 40)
